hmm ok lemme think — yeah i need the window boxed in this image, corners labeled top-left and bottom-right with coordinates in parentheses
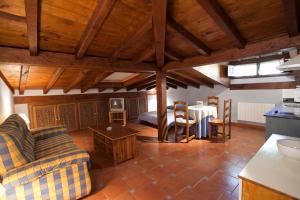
top-left (228, 59), bottom-right (284, 77)
top-left (258, 60), bottom-right (283, 75)
top-left (228, 64), bottom-right (257, 77)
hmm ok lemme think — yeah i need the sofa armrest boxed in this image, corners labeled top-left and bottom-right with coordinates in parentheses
top-left (30, 126), bottom-right (67, 140)
top-left (2, 150), bottom-right (89, 188)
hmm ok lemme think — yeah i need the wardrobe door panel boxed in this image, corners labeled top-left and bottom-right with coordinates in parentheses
top-left (57, 103), bottom-right (78, 131)
top-left (125, 98), bottom-right (139, 120)
top-left (138, 97), bottom-right (147, 114)
top-left (32, 105), bottom-right (57, 128)
top-left (96, 100), bottom-right (109, 126)
top-left (78, 101), bottom-right (97, 129)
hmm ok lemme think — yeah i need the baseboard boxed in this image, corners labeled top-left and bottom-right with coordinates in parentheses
top-left (231, 122), bottom-right (265, 130)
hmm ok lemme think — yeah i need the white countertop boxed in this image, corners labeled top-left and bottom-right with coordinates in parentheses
top-left (239, 134), bottom-right (300, 199)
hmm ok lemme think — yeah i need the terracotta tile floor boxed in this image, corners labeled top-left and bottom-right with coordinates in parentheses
top-left (70, 123), bottom-right (265, 200)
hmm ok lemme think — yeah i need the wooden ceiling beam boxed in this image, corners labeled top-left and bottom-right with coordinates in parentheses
top-left (97, 82), bottom-right (124, 87)
top-left (197, 0), bottom-right (245, 48)
top-left (136, 79), bottom-right (178, 90)
top-left (163, 34), bottom-right (300, 71)
top-left (133, 46), bottom-right (155, 64)
top-left (167, 17), bottom-right (211, 55)
top-left (282, 0), bottom-right (300, 37)
top-left (24, 0), bottom-right (38, 56)
top-left (112, 18), bottom-right (152, 58)
top-left (124, 73), bottom-right (153, 86)
top-left (194, 65), bottom-right (229, 87)
top-left (166, 77), bottom-right (187, 89)
top-left (167, 82), bottom-right (177, 89)
top-left (0, 70), bottom-right (14, 94)
top-left (19, 66), bottom-right (30, 95)
top-left (167, 72), bottom-right (200, 88)
top-left (81, 71), bottom-right (113, 93)
top-left (0, 47), bottom-right (158, 72)
top-left (113, 87), bottom-right (123, 92)
top-left (64, 70), bottom-right (90, 93)
top-left (229, 53), bottom-right (290, 65)
top-left (176, 69), bottom-right (214, 88)
top-left (98, 88), bottom-right (107, 92)
top-left (152, 0), bottom-right (167, 67)
top-left (126, 74), bottom-right (156, 91)
top-left (230, 82), bottom-right (296, 90)
top-left (146, 84), bottom-right (156, 90)
top-left (165, 49), bottom-right (183, 61)
top-left (43, 68), bottom-right (64, 94)
top-left (0, 11), bottom-right (26, 22)
top-left (97, 82), bottom-right (124, 91)
top-left (76, 0), bottom-right (116, 58)
top-left (137, 80), bottom-right (156, 91)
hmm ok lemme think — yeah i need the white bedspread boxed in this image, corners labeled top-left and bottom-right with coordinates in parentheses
top-left (138, 109), bottom-right (175, 127)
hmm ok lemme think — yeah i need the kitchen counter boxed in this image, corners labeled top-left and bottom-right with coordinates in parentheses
top-left (264, 105), bottom-right (300, 120)
top-left (264, 105), bottom-right (300, 139)
top-left (239, 134), bottom-right (300, 199)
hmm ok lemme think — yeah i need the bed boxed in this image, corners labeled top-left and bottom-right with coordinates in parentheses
top-left (138, 109), bottom-right (175, 128)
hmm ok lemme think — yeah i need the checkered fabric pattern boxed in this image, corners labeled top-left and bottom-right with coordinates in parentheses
top-left (2, 150), bottom-right (91, 200)
top-left (33, 126), bottom-right (78, 159)
top-left (0, 115), bottom-right (92, 200)
top-left (0, 114), bottom-right (35, 175)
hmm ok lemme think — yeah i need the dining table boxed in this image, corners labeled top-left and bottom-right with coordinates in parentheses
top-left (188, 105), bottom-right (218, 138)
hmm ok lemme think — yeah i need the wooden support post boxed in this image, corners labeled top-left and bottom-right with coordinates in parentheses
top-left (156, 71), bottom-right (168, 141)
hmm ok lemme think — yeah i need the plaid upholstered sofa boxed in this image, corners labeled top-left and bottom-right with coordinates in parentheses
top-left (0, 114), bottom-right (91, 200)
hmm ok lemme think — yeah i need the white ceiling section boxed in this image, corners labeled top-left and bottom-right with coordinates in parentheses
top-left (103, 72), bottom-right (137, 82)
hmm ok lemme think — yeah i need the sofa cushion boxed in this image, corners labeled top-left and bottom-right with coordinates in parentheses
top-left (0, 132), bottom-right (29, 175)
top-left (34, 132), bottom-right (78, 159)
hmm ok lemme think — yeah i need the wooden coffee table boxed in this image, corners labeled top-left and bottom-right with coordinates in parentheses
top-left (89, 124), bottom-right (137, 165)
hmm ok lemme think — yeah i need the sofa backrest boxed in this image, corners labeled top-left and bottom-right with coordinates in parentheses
top-left (0, 114), bottom-right (35, 175)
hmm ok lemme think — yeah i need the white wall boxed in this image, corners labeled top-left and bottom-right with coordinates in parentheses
top-left (185, 85), bottom-right (284, 122)
top-left (0, 78), bottom-right (14, 120)
top-left (147, 88), bottom-right (188, 111)
top-left (147, 85), bottom-right (289, 123)
top-left (13, 85), bottom-right (293, 124)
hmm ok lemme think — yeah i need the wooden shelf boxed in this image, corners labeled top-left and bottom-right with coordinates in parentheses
top-left (109, 110), bottom-right (127, 126)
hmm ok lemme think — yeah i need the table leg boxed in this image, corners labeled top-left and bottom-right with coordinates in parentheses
top-left (109, 112), bottom-right (112, 123)
top-left (123, 111), bottom-right (127, 126)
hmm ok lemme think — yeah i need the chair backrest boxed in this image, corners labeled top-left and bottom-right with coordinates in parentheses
top-left (208, 96), bottom-right (219, 114)
top-left (173, 101), bottom-right (189, 124)
top-left (222, 99), bottom-right (232, 133)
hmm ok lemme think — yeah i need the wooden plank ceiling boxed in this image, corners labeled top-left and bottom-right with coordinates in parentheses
top-left (0, 0), bottom-right (297, 94)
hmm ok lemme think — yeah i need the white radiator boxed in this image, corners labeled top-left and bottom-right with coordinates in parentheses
top-left (237, 102), bottom-right (275, 124)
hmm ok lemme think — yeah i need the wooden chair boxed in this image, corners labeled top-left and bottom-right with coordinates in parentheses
top-left (208, 99), bottom-right (232, 142)
top-left (173, 101), bottom-right (196, 143)
top-left (208, 96), bottom-right (219, 115)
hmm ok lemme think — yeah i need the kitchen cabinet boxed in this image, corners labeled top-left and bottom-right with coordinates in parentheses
top-left (264, 105), bottom-right (300, 140)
